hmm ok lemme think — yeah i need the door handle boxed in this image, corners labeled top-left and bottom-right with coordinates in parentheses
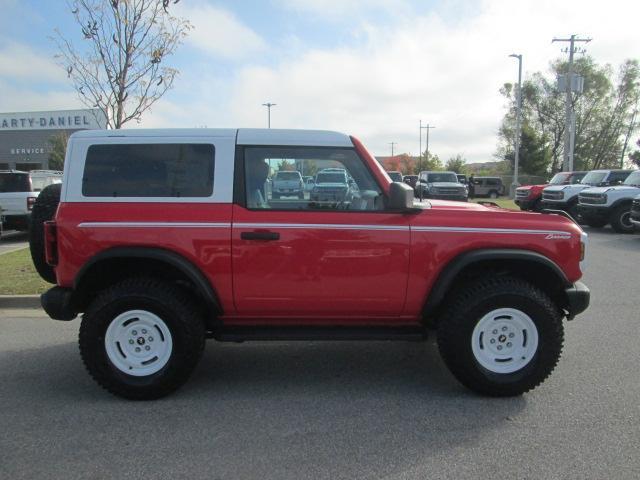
top-left (240, 231), bottom-right (280, 241)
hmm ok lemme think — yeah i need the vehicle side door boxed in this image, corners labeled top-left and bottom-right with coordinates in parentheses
top-left (231, 145), bottom-right (411, 319)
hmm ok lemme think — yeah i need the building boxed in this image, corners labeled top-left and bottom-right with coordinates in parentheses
top-left (0, 109), bottom-right (106, 171)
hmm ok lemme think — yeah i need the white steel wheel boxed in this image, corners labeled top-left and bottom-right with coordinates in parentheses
top-left (471, 308), bottom-right (539, 374)
top-left (105, 310), bottom-right (173, 377)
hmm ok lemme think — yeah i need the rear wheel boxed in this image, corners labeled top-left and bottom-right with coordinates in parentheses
top-left (610, 204), bottom-right (634, 233)
top-left (489, 191), bottom-right (498, 199)
top-left (28, 183), bottom-right (61, 283)
top-left (79, 278), bottom-right (205, 400)
top-left (437, 276), bottom-right (563, 396)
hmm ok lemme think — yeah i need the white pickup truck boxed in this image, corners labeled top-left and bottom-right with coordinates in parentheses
top-left (0, 170), bottom-right (62, 231)
top-left (272, 170), bottom-right (304, 199)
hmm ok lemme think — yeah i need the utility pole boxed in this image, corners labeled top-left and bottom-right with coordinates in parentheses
top-left (509, 53), bottom-right (522, 198)
top-left (552, 34), bottom-right (591, 171)
top-left (389, 142), bottom-right (397, 157)
top-left (424, 124), bottom-right (436, 168)
top-left (419, 120), bottom-right (430, 173)
top-left (262, 102), bottom-right (276, 128)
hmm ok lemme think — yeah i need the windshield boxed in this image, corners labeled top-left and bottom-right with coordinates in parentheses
top-left (388, 172), bottom-right (403, 182)
top-left (623, 171), bottom-right (640, 186)
top-left (0, 173), bottom-right (31, 192)
top-left (275, 171), bottom-right (300, 180)
top-left (316, 172), bottom-right (346, 184)
top-left (427, 172), bottom-right (458, 183)
top-left (549, 173), bottom-right (571, 185)
top-left (581, 171), bottom-right (607, 185)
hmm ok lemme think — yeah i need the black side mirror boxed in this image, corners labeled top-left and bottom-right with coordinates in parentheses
top-left (388, 181), bottom-right (417, 212)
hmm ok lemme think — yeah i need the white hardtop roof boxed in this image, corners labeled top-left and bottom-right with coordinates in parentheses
top-left (70, 128), bottom-right (353, 147)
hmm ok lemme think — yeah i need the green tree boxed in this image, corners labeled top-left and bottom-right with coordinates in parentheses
top-left (629, 139), bottom-right (640, 168)
top-left (277, 159), bottom-right (295, 171)
top-left (53, 0), bottom-right (191, 128)
top-left (48, 132), bottom-right (68, 170)
top-left (445, 154), bottom-right (466, 173)
top-left (498, 56), bottom-right (640, 173)
top-left (420, 152), bottom-right (443, 171)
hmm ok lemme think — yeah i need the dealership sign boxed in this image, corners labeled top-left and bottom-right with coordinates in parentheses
top-left (0, 109), bottom-right (106, 131)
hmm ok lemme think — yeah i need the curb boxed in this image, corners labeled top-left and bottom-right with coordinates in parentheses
top-left (0, 295), bottom-right (41, 309)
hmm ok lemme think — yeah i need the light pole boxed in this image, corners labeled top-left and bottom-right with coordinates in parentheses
top-left (509, 53), bottom-right (522, 198)
top-left (262, 102), bottom-right (276, 128)
top-left (389, 142), bottom-right (397, 157)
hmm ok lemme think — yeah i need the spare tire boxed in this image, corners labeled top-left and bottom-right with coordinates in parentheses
top-left (29, 183), bottom-right (62, 283)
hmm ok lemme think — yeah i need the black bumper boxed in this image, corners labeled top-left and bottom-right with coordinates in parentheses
top-left (515, 198), bottom-right (536, 210)
top-left (565, 281), bottom-right (590, 320)
top-left (541, 200), bottom-right (571, 211)
top-left (577, 205), bottom-right (609, 221)
top-left (41, 287), bottom-right (77, 321)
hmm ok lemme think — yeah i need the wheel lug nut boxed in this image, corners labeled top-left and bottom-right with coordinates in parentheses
top-left (492, 329), bottom-right (498, 334)
top-left (490, 339), bottom-right (496, 344)
top-left (132, 330), bottom-right (137, 336)
top-left (497, 345), bottom-right (503, 351)
top-left (142, 329), bottom-right (147, 334)
top-left (148, 337), bottom-right (153, 342)
top-left (507, 342), bottom-right (512, 347)
top-left (129, 339), bottom-right (134, 344)
top-left (502, 327), bottom-right (507, 332)
top-left (145, 346), bottom-right (150, 351)
top-left (135, 347), bottom-right (141, 352)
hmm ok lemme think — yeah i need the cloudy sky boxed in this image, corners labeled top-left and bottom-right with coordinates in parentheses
top-left (0, 0), bottom-right (639, 161)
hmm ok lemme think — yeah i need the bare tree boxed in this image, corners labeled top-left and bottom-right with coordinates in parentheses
top-left (53, 0), bottom-right (191, 129)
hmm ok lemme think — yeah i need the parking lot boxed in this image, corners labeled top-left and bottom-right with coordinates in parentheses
top-left (0, 230), bottom-right (28, 255)
top-left (1, 227), bottom-right (638, 480)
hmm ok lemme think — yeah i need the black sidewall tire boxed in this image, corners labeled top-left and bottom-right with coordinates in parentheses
top-left (80, 280), bottom-right (205, 399)
top-left (28, 183), bottom-right (61, 283)
top-left (610, 205), bottom-right (634, 233)
top-left (438, 279), bottom-right (563, 397)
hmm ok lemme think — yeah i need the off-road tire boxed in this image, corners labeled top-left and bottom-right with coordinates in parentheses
top-left (489, 191), bottom-right (499, 199)
top-left (437, 276), bottom-right (564, 397)
top-left (79, 278), bottom-right (206, 400)
top-left (532, 199), bottom-right (544, 212)
top-left (28, 183), bottom-right (61, 283)
top-left (609, 204), bottom-right (634, 233)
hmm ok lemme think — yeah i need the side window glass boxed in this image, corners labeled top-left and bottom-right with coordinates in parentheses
top-left (244, 147), bottom-right (384, 211)
top-left (82, 143), bottom-right (215, 197)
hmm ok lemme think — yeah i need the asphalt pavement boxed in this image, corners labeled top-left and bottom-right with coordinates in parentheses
top-left (0, 230), bottom-right (28, 255)
top-left (1, 227), bottom-right (639, 479)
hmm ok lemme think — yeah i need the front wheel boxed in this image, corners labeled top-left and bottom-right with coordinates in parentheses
top-left (79, 278), bottom-right (205, 400)
top-left (610, 204), bottom-right (634, 233)
top-left (489, 191), bottom-right (498, 199)
top-left (437, 276), bottom-right (563, 397)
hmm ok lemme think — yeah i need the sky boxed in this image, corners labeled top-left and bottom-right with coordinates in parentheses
top-left (0, 0), bottom-right (639, 162)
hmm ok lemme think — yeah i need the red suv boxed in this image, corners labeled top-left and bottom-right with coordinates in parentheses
top-left (31, 128), bottom-right (590, 400)
top-left (515, 171), bottom-right (587, 212)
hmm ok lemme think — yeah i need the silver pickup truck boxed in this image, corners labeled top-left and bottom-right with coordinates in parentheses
top-left (0, 170), bottom-right (62, 231)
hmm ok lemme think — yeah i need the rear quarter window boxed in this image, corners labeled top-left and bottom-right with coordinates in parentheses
top-left (82, 143), bottom-right (215, 197)
top-left (0, 173), bottom-right (31, 193)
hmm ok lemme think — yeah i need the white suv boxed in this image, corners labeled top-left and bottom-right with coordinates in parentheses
top-left (541, 169), bottom-right (633, 220)
top-left (0, 170), bottom-right (62, 231)
top-left (578, 170), bottom-right (640, 233)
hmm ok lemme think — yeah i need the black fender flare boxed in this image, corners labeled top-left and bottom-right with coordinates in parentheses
top-left (422, 248), bottom-right (570, 316)
top-left (73, 247), bottom-right (222, 313)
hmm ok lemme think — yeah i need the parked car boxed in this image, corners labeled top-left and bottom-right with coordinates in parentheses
top-left (577, 169), bottom-right (640, 232)
top-left (0, 170), bottom-right (62, 231)
top-left (415, 171), bottom-right (468, 201)
top-left (515, 171), bottom-right (587, 212)
top-left (272, 170), bottom-right (304, 199)
top-left (630, 194), bottom-right (640, 231)
top-left (472, 177), bottom-right (505, 198)
top-left (387, 171), bottom-right (403, 182)
top-left (34, 128), bottom-right (589, 400)
top-left (542, 169), bottom-right (633, 219)
top-left (311, 168), bottom-right (355, 203)
top-left (403, 175), bottom-right (418, 189)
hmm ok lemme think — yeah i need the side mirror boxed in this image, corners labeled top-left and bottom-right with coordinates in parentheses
top-left (388, 181), bottom-right (417, 212)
